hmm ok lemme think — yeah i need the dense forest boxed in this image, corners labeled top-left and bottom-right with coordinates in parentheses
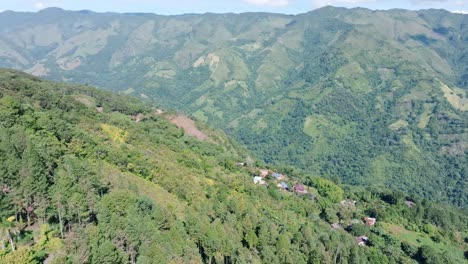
top-left (0, 7), bottom-right (466, 206)
top-left (0, 69), bottom-right (467, 263)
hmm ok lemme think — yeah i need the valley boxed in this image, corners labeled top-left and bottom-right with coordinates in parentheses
top-left (0, 7), bottom-right (465, 206)
top-left (0, 69), bottom-right (466, 263)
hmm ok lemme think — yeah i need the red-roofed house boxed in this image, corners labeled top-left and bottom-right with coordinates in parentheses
top-left (293, 184), bottom-right (308, 194)
top-left (355, 236), bottom-right (369, 246)
top-left (259, 169), bottom-right (269, 178)
top-left (363, 217), bottom-right (376, 226)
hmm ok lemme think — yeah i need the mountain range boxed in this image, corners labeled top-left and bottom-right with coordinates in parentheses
top-left (0, 68), bottom-right (466, 263)
top-left (0, 6), bottom-right (466, 206)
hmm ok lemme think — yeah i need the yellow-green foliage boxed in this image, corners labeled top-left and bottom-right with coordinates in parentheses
top-left (0, 248), bottom-right (31, 264)
top-left (100, 123), bottom-right (128, 143)
top-left (37, 224), bottom-right (63, 252)
top-left (37, 224), bottom-right (50, 247)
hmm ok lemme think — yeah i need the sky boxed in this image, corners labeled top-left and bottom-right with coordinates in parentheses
top-left (0, 0), bottom-right (467, 15)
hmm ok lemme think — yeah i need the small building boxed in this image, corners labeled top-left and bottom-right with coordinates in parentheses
top-left (355, 236), bottom-right (369, 246)
top-left (363, 217), bottom-right (376, 226)
top-left (253, 176), bottom-right (266, 185)
top-left (259, 169), bottom-right (269, 178)
top-left (404, 201), bottom-right (416, 208)
top-left (340, 200), bottom-right (357, 206)
top-left (133, 113), bottom-right (144, 122)
top-left (279, 182), bottom-right (289, 190)
top-left (272, 172), bottom-right (285, 180)
top-left (331, 223), bottom-right (342, 230)
top-left (293, 184), bottom-right (308, 194)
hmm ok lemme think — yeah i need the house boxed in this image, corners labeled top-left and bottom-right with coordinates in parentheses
top-left (272, 172), bottom-right (285, 180)
top-left (355, 236), bottom-right (369, 246)
top-left (363, 217), bottom-right (376, 226)
top-left (132, 113), bottom-right (144, 122)
top-left (260, 169), bottom-right (269, 178)
top-left (236, 162), bottom-right (245, 167)
top-left (331, 223), bottom-right (342, 230)
top-left (279, 182), bottom-right (289, 190)
top-left (404, 201), bottom-right (416, 208)
top-left (253, 176), bottom-right (266, 185)
top-left (293, 184), bottom-right (308, 194)
top-left (340, 200), bottom-right (357, 206)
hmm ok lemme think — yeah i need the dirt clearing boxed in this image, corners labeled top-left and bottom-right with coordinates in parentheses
top-left (168, 115), bottom-right (209, 141)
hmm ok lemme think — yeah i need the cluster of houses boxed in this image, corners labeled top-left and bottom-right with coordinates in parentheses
top-left (331, 216), bottom-right (377, 246)
top-left (333, 199), bottom-right (417, 246)
top-left (248, 166), bottom-right (417, 247)
top-left (329, 200), bottom-right (379, 246)
top-left (252, 169), bottom-right (308, 194)
top-left (353, 217), bottom-right (376, 246)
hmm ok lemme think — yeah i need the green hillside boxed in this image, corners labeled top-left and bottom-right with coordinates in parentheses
top-left (0, 69), bottom-right (467, 263)
top-left (0, 7), bottom-right (466, 206)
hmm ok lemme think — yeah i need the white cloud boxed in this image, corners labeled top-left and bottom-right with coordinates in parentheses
top-left (412, 0), bottom-right (467, 5)
top-left (33, 0), bottom-right (63, 10)
top-left (453, 0), bottom-right (467, 6)
top-left (312, 0), bottom-right (376, 8)
top-left (34, 2), bottom-right (45, 9)
top-left (452, 10), bottom-right (468, 14)
top-left (242, 0), bottom-right (290, 7)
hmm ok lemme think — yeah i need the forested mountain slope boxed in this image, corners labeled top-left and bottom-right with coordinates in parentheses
top-left (0, 68), bottom-right (467, 264)
top-left (0, 7), bottom-right (466, 206)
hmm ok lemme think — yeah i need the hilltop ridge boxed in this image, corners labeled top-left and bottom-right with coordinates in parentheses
top-left (0, 68), bottom-right (467, 264)
top-left (0, 7), bottom-right (466, 206)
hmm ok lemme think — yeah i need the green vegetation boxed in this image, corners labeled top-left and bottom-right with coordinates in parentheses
top-left (0, 69), bottom-right (467, 263)
top-left (0, 7), bottom-right (465, 207)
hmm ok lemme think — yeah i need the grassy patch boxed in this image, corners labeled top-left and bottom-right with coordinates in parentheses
top-left (389, 119), bottom-right (408, 131)
top-left (403, 81), bottom-right (432, 101)
top-left (382, 222), bottom-right (466, 260)
top-left (418, 103), bottom-right (435, 129)
top-left (335, 62), bottom-right (372, 93)
top-left (440, 82), bottom-right (468, 111)
top-left (370, 154), bottom-right (396, 185)
top-left (303, 114), bottom-right (354, 139)
top-left (73, 94), bottom-right (95, 107)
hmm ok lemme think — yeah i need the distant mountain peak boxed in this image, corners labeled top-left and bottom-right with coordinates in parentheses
top-left (37, 7), bottom-right (65, 13)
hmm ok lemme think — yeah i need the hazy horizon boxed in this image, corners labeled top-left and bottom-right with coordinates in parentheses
top-left (0, 0), bottom-right (467, 15)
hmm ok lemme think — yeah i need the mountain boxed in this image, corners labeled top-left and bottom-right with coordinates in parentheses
top-left (0, 7), bottom-right (466, 206)
top-left (0, 68), bottom-right (467, 263)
